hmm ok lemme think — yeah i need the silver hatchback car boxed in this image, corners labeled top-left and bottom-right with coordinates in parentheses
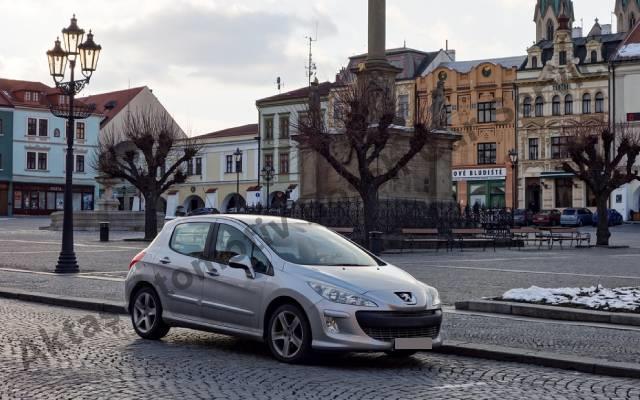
top-left (125, 215), bottom-right (443, 363)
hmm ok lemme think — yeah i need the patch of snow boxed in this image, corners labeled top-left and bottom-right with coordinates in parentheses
top-left (617, 43), bottom-right (640, 59)
top-left (502, 285), bottom-right (640, 312)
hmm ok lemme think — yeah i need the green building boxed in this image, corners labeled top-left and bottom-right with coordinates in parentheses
top-left (0, 107), bottom-right (13, 216)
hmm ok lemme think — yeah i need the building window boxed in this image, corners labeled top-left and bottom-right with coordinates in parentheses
top-left (529, 138), bottom-right (539, 160)
top-left (279, 115), bottom-right (290, 138)
top-left (631, 13), bottom-right (637, 30)
top-left (59, 95), bottom-right (69, 105)
top-left (477, 143), bottom-right (497, 165)
top-left (27, 118), bottom-right (37, 136)
top-left (264, 154), bottom-right (273, 169)
top-left (264, 117), bottom-right (274, 140)
top-left (398, 94), bottom-right (409, 123)
top-left (0, 118), bottom-right (3, 135)
top-left (75, 155), bottom-right (85, 173)
top-left (559, 51), bottom-right (567, 66)
top-left (187, 159), bottom-right (194, 175)
top-left (523, 97), bottom-right (532, 118)
top-left (225, 155), bottom-right (233, 173)
top-left (551, 136), bottom-right (570, 159)
top-left (595, 92), bottom-right (604, 113)
top-left (0, 153), bottom-right (2, 170)
top-left (591, 50), bottom-right (598, 63)
top-left (445, 104), bottom-right (452, 126)
top-left (535, 96), bottom-right (544, 117)
top-left (279, 153), bottom-right (290, 174)
top-left (547, 20), bottom-right (554, 40)
top-left (76, 122), bottom-right (85, 140)
top-left (26, 152), bottom-right (36, 170)
top-left (38, 119), bottom-right (48, 137)
top-left (37, 153), bottom-right (47, 170)
top-left (25, 91), bottom-right (39, 102)
top-left (555, 178), bottom-right (573, 208)
top-left (195, 157), bottom-right (202, 175)
top-left (531, 56), bottom-right (538, 69)
top-left (54, 128), bottom-right (60, 137)
top-left (582, 93), bottom-right (591, 114)
top-left (477, 101), bottom-right (496, 123)
top-left (564, 95), bottom-right (573, 115)
top-left (552, 95), bottom-right (561, 116)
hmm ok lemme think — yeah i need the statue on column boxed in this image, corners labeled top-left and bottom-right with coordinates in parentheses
top-left (431, 79), bottom-right (447, 130)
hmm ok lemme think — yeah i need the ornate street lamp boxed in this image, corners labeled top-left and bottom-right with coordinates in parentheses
top-left (47, 15), bottom-right (101, 273)
top-left (234, 148), bottom-right (243, 212)
top-left (508, 148), bottom-right (519, 220)
top-left (261, 164), bottom-right (275, 209)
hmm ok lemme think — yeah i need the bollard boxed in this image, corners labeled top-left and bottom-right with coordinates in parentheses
top-left (99, 222), bottom-right (110, 242)
top-left (369, 231), bottom-right (384, 256)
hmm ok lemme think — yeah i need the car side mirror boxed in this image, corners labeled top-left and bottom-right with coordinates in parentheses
top-left (228, 254), bottom-right (256, 279)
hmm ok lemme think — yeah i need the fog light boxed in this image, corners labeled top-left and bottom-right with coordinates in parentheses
top-left (324, 316), bottom-right (340, 334)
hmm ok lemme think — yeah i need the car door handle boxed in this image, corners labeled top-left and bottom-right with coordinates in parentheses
top-left (159, 257), bottom-right (171, 265)
top-left (206, 269), bottom-right (219, 277)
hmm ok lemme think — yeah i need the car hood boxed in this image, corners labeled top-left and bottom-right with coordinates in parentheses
top-left (283, 262), bottom-right (422, 295)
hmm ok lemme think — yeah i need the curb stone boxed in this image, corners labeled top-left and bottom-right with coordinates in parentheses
top-left (2, 288), bottom-right (639, 379)
top-left (437, 340), bottom-right (640, 379)
top-left (0, 287), bottom-right (127, 314)
top-left (455, 299), bottom-right (640, 327)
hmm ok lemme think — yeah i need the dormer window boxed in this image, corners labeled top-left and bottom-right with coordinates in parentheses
top-left (590, 50), bottom-right (598, 63)
top-left (532, 56), bottom-right (538, 69)
top-left (24, 91), bottom-right (39, 102)
top-left (559, 51), bottom-right (567, 66)
top-left (59, 95), bottom-right (69, 105)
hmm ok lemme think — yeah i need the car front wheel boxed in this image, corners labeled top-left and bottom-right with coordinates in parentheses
top-left (267, 304), bottom-right (313, 363)
top-left (130, 287), bottom-right (170, 340)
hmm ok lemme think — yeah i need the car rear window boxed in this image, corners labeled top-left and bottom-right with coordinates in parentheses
top-left (170, 222), bottom-right (211, 258)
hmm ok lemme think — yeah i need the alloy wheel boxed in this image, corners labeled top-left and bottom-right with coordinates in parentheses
top-left (270, 310), bottom-right (304, 359)
top-left (133, 292), bottom-right (157, 334)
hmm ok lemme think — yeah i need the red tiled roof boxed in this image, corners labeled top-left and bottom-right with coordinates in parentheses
top-left (194, 123), bottom-right (258, 140)
top-left (0, 78), bottom-right (61, 109)
top-left (614, 22), bottom-right (640, 61)
top-left (78, 87), bottom-right (146, 127)
top-left (0, 90), bottom-right (13, 107)
top-left (256, 82), bottom-right (333, 105)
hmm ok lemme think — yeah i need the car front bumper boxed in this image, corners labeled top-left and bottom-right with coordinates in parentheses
top-left (306, 300), bottom-right (443, 351)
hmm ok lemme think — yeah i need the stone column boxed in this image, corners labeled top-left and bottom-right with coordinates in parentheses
top-left (367, 0), bottom-right (386, 64)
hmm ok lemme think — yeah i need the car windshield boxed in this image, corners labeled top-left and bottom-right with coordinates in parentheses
top-left (250, 221), bottom-right (381, 267)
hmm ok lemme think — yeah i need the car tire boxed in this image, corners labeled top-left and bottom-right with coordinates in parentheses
top-left (267, 304), bottom-right (313, 364)
top-left (130, 287), bottom-right (170, 340)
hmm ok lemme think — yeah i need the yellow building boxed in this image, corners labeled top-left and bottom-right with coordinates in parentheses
top-left (417, 56), bottom-right (525, 208)
top-left (165, 124), bottom-right (260, 216)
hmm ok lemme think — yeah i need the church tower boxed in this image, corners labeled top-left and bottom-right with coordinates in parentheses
top-left (534, 0), bottom-right (575, 42)
top-left (615, 0), bottom-right (640, 33)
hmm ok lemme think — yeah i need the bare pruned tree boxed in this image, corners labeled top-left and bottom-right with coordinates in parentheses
top-left (294, 78), bottom-right (442, 248)
top-left (562, 121), bottom-right (640, 246)
top-left (93, 109), bottom-right (200, 240)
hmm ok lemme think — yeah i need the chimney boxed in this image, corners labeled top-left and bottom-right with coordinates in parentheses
top-left (572, 27), bottom-right (583, 38)
top-left (601, 24), bottom-right (612, 35)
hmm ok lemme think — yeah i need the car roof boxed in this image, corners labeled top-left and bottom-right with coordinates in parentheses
top-left (172, 214), bottom-right (312, 226)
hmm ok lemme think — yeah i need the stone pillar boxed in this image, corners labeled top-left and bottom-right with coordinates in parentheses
top-left (367, 0), bottom-right (386, 65)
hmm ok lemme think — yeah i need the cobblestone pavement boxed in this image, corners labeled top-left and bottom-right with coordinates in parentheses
top-left (1, 299), bottom-right (639, 400)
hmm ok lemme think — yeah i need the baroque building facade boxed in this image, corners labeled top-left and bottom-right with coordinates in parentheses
top-left (417, 56), bottom-right (525, 208)
top-left (516, 8), bottom-right (624, 211)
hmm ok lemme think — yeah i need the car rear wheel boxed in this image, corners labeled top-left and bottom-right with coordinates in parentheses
top-left (267, 304), bottom-right (312, 364)
top-left (130, 287), bottom-right (170, 340)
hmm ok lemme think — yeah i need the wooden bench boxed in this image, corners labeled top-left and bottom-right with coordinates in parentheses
top-left (329, 227), bottom-right (355, 237)
top-left (450, 228), bottom-right (495, 252)
top-left (511, 227), bottom-right (552, 250)
top-left (544, 227), bottom-right (591, 249)
top-left (400, 228), bottom-right (450, 252)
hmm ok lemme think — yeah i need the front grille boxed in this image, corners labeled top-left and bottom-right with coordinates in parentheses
top-left (361, 326), bottom-right (440, 342)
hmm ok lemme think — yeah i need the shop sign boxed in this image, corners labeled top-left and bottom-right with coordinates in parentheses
top-left (452, 168), bottom-right (507, 181)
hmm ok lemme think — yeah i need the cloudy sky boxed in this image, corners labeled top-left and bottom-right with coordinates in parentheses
top-left (0, 0), bottom-right (617, 135)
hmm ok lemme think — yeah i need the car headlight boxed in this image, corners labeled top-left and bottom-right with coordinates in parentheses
top-left (426, 286), bottom-right (442, 308)
top-left (308, 282), bottom-right (377, 307)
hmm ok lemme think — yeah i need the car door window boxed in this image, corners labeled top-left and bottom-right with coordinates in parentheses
top-left (214, 224), bottom-right (272, 274)
top-left (170, 222), bottom-right (211, 258)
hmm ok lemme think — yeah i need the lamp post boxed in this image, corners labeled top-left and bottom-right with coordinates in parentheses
top-left (508, 148), bottom-right (519, 220)
top-left (47, 15), bottom-right (101, 273)
top-left (234, 147), bottom-right (242, 211)
top-left (261, 164), bottom-right (275, 209)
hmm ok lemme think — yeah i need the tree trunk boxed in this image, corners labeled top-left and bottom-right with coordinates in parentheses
top-left (595, 195), bottom-right (611, 247)
top-left (144, 192), bottom-right (159, 241)
top-left (360, 187), bottom-right (378, 250)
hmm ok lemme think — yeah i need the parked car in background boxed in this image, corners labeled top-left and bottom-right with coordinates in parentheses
top-left (125, 215), bottom-right (443, 363)
top-left (592, 209), bottom-right (623, 227)
top-left (174, 205), bottom-right (186, 217)
top-left (513, 209), bottom-right (534, 226)
top-left (187, 208), bottom-right (220, 216)
top-left (560, 208), bottom-right (593, 227)
top-left (532, 209), bottom-right (561, 226)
